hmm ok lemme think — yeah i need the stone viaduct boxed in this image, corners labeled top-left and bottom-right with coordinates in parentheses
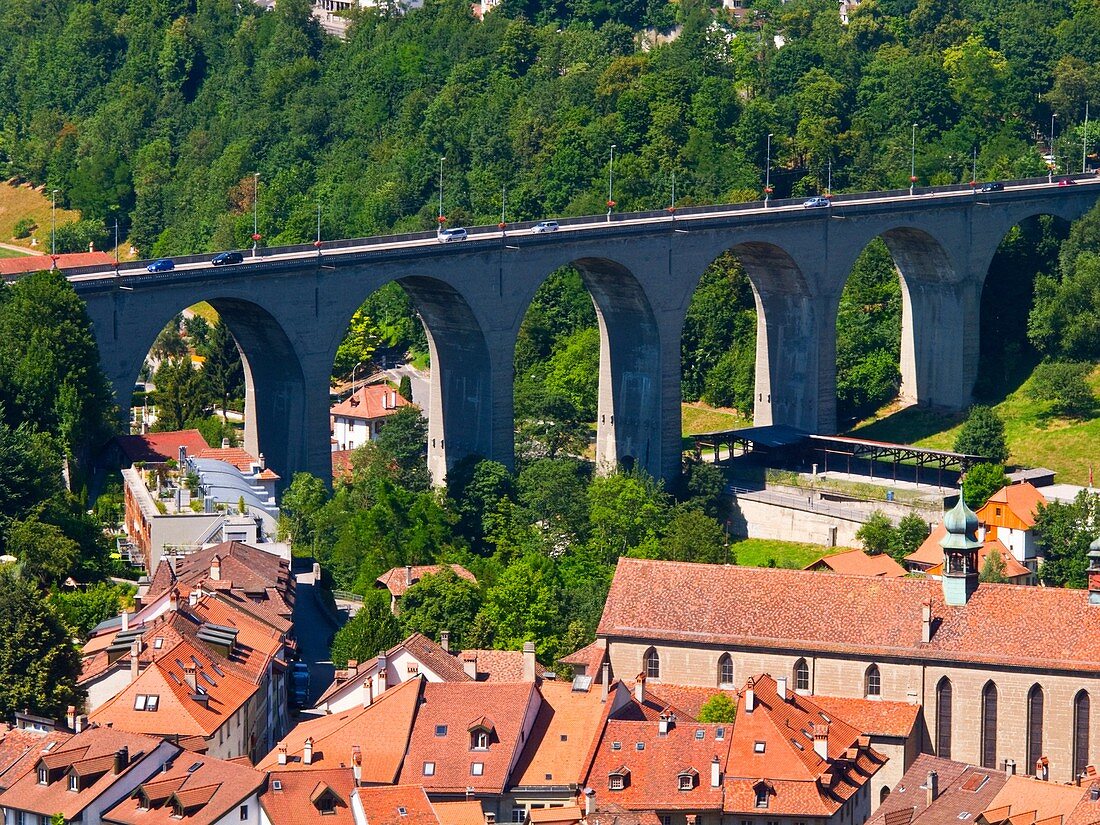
top-left (68, 180), bottom-right (1100, 487)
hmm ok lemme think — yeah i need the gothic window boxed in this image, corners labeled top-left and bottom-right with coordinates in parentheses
top-left (1074, 691), bottom-right (1091, 778)
top-left (981, 682), bottom-right (998, 769)
top-left (865, 665), bottom-right (881, 697)
top-left (936, 678), bottom-right (953, 758)
top-left (1027, 684), bottom-right (1045, 774)
top-left (794, 659), bottom-right (809, 693)
top-left (645, 648), bottom-right (660, 680)
top-left (718, 654), bottom-right (734, 687)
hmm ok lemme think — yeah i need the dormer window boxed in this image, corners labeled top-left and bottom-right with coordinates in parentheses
top-left (468, 718), bottom-right (495, 751)
top-left (753, 781), bottom-right (770, 809)
top-left (677, 770), bottom-right (697, 791)
top-left (38, 767), bottom-right (48, 785)
top-left (69, 774), bottom-right (79, 792)
top-left (473, 731), bottom-right (489, 750)
top-left (608, 767), bottom-right (630, 791)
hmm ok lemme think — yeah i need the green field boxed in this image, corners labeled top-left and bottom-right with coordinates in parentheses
top-left (681, 402), bottom-right (749, 436)
top-left (729, 538), bottom-right (846, 569)
top-left (0, 247), bottom-right (30, 258)
top-left (852, 363), bottom-right (1100, 485)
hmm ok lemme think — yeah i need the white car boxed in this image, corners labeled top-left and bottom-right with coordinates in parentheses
top-left (437, 227), bottom-right (467, 243)
top-left (532, 220), bottom-right (559, 233)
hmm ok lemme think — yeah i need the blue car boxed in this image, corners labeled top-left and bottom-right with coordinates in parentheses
top-left (211, 251), bottom-right (244, 266)
top-left (147, 258), bottom-right (175, 273)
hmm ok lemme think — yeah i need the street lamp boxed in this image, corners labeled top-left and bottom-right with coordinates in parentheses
top-left (438, 156), bottom-right (446, 226)
top-left (251, 173), bottom-right (261, 257)
top-left (826, 156), bottom-right (832, 198)
top-left (909, 123), bottom-right (918, 195)
top-left (1084, 102), bottom-right (1090, 174)
top-left (607, 144), bottom-right (617, 222)
top-left (764, 133), bottom-right (773, 205)
top-left (1049, 113), bottom-right (1058, 182)
top-left (970, 146), bottom-right (978, 189)
top-left (50, 188), bottom-right (58, 262)
top-left (352, 361), bottom-right (364, 393)
top-left (499, 184), bottom-right (507, 233)
top-left (314, 201), bottom-right (323, 254)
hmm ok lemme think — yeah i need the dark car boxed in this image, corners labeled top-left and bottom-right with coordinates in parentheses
top-left (212, 251), bottom-right (244, 266)
top-left (146, 258), bottom-right (175, 273)
top-left (290, 662), bottom-right (310, 707)
top-left (977, 182), bottom-right (1004, 193)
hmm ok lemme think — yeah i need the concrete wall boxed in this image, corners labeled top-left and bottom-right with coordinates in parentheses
top-left (74, 186), bottom-right (1100, 487)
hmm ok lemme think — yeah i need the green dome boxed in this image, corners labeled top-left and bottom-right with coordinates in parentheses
top-left (940, 491), bottom-right (981, 551)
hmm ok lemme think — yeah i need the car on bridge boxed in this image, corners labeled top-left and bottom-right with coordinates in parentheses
top-left (146, 258), bottom-right (175, 272)
top-left (532, 220), bottom-right (559, 233)
top-left (212, 251), bottom-right (244, 266)
top-left (1058, 178), bottom-right (1077, 186)
top-left (978, 182), bottom-right (1004, 193)
top-left (802, 196), bottom-right (831, 209)
top-left (437, 227), bottom-right (467, 243)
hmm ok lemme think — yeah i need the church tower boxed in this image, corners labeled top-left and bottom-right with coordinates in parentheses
top-left (940, 487), bottom-right (982, 606)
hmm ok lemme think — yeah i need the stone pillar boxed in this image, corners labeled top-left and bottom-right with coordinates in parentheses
top-left (897, 277), bottom-right (980, 410)
top-left (752, 290), bottom-right (827, 432)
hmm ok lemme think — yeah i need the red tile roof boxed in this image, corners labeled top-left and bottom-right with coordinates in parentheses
top-left (643, 685), bottom-right (736, 722)
top-left (722, 675), bottom-right (885, 816)
top-left (510, 680), bottom-right (611, 787)
top-left (559, 640), bottom-right (608, 678)
top-left (978, 483), bottom-right (1047, 528)
top-left (191, 447), bottom-right (279, 479)
top-left (114, 430), bottom-right (211, 466)
top-left (431, 801), bottom-right (484, 825)
top-left (103, 752), bottom-right (265, 825)
top-left (397, 681), bottom-right (538, 793)
top-left (867, 753), bottom-right (1005, 825)
top-left (597, 558), bottom-right (1100, 672)
top-left (907, 528), bottom-right (1031, 580)
top-left (261, 769), bottom-right (355, 825)
top-left (983, 775), bottom-right (1088, 824)
top-left (355, 784), bottom-right (440, 825)
top-left (0, 251), bottom-right (114, 275)
top-left (810, 696), bottom-right (920, 739)
top-left (0, 727), bottom-right (168, 819)
top-left (375, 565), bottom-right (477, 598)
top-left (258, 676), bottom-right (422, 779)
top-left (0, 727), bottom-right (72, 790)
top-left (804, 549), bottom-right (908, 577)
top-left (458, 649), bottom-right (546, 682)
top-left (331, 451), bottom-right (353, 481)
top-left (89, 638), bottom-right (258, 738)
top-left (330, 385), bottom-right (409, 421)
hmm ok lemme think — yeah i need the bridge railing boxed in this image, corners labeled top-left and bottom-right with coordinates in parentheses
top-left (58, 172), bottom-right (1098, 279)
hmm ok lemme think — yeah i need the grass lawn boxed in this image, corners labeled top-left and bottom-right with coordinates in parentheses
top-left (0, 246), bottom-right (31, 258)
top-left (851, 363), bottom-right (1100, 485)
top-left (729, 538), bottom-right (845, 569)
top-left (682, 402), bottom-right (750, 436)
top-left (0, 181), bottom-right (80, 248)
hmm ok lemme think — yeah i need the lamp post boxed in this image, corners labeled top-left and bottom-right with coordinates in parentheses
top-left (826, 156), bottom-right (832, 198)
top-left (607, 144), bottom-right (616, 222)
top-left (971, 146), bottom-right (978, 190)
top-left (669, 171), bottom-right (676, 217)
top-left (1049, 113), bottom-right (1058, 182)
top-left (764, 133), bottom-right (773, 205)
top-left (352, 361), bottom-right (364, 394)
top-left (314, 201), bottom-right (323, 254)
top-left (499, 184), bottom-right (507, 234)
top-left (50, 188), bottom-right (58, 262)
top-left (438, 156), bottom-right (446, 227)
top-left (251, 173), bottom-right (261, 257)
top-left (909, 123), bottom-right (917, 195)
top-left (1084, 102), bottom-right (1090, 174)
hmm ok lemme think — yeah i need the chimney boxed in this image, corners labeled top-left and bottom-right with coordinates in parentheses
top-left (362, 678), bottom-right (373, 708)
top-left (583, 788), bottom-right (595, 816)
top-left (259, 453), bottom-right (266, 471)
top-left (113, 747), bottom-right (129, 775)
top-left (634, 674), bottom-right (646, 705)
top-left (405, 565), bottom-right (413, 586)
top-left (377, 654), bottom-right (388, 693)
top-left (66, 706), bottom-right (76, 731)
top-left (710, 757), bottom-right (721, 788)
top-left (745, 679), bottom-right (755, 713)
top-left (303, 737), bottom-right (314, 765)
top-left (184, 665), bottom-right (197, 693)
top-left (813, 724), bottom-right (829, 761)
top-left (210, 555), bottom-right (221, 581)
top-left (1037, 756), bottom-right (1049, 781)
top-left (169, 589), bottom-right (180, 612)
top-left (277, 745), bottom-right (288, 766)
top-left (130, 639), bottom-right (141, 683)
top-left (463, 654), bottom-right (478, 680)
top-left (221, 437), bottom-right (230, 449)
top-left (75, 715), bottom-right (87, 733)
top-left (922, 600), bottom-right (932, 643)
top-left (601, 663), bottom-right (610, 703)
top-left (1090, 785), bottom-right (1100, 802)
top-left (776, 676), bottom-right (788, 702)
top-left (926, 771), bottom-right (939, 805)
top-left (441, 630), bottom-right (450, 653)
top-left (523, 641), bottom-right (537, 682)
top-left (121, 611), bottom-right (129, 632)
top-left (351, 745), bottom-right (362, 784)
top-left (658, 711), bottom-right (674, 735)
top-left (347, 660), bottom-right (358, 675)
top-left (1004, 759), bottom-right (1016, 777)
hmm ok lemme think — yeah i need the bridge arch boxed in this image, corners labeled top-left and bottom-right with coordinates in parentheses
top-left (106, 293), bottom-right (307, 489)
top-left (324, 274), bottom-right (498, 487)
top-left (511, 255), bottom-right (662, 476)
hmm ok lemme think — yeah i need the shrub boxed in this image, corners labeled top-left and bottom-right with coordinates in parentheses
top-left (953, 405), bottom-right (1008, 464)
top-left (12, 217), bottom-right (36, 238)
top-left (1027, 361), bottom-right (1096, 417)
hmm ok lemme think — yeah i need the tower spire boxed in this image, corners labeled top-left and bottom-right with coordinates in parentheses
top-left (939, 482), bottom-right (982, 606)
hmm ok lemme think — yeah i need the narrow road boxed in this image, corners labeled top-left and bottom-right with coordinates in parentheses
top-left (292, 566), bottom-right (341, 705)
top-left (385, 363), bottom-right (429, 407)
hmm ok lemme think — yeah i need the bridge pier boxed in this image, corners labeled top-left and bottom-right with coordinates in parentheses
top-left (899, 277), bottom-right (980, 410)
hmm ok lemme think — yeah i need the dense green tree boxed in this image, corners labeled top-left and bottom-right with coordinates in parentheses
top-left (856, 511), bottom-right (895, 556)
top-left (1027, 361), bottom-right (1096, 418)
top-left (587, 470), bottom-right (670, 563)
top-left (279, 472), bottom-right (330, 548)
top-left (698, 692), bottom-right (737, 722)
top-left (49, 582), bottom-right (134, 638)
top-left (153, 357), bottom-right (211, 431)
top-left (203, 321), bottom-right (244, 418)
top-left (399, 567), bottom-right (483, 648)
top-left (893, 512), bottom-right (930, 562)
top-left (330, 590), bottom-right (403, 668)
top-left (0, 419), bottom-right (62, 528)
top-left (650, 507), bottom-right (728, 564)
top-left (979, 547), bottom-right (1008, 583)
top-left (446, 458), bottom-right (515, 555)
top-left (7, 515), bottom-right (81, 587)
top-left (1033, 491), bottom-right (1100, 588)
top-left (0, 571), bottom-right (83, 719)
top-left (953, 405), bottom-right (1009, 464)
top-left (962, 463), bottom-right (1009, 510)
top-left (376, 405), bottom-right (429, 491)
top-left (475, 552), bottom-right (562, 660)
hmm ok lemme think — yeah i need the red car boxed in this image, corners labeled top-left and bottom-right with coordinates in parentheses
top-left (1058, 178), bottom-right (1077, 186)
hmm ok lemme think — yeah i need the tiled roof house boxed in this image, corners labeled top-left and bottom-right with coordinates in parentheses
top-left (0, 727), bottom-right (178, 825)
top-left (374, 566), bottom-right (477, 614)
top-left (260, 769), bottom-right (355, 825)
